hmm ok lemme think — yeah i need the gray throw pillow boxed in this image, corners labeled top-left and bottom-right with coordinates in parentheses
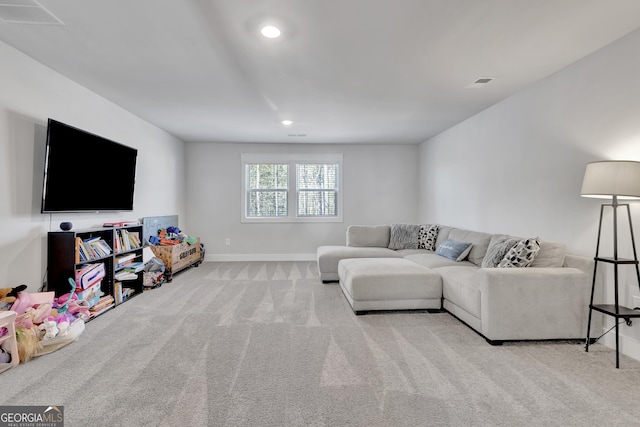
top-left (498, 237), bottom-right (541, 268)
top-left (388, 223), bottom-right (420, 250)
top-left (435, 239), bottom-right (473, 261)
top-left (481, 237), bottom-right (520, 268)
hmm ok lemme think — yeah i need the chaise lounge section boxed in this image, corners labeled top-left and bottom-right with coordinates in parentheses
top-left (317, 224), bottom-right (599, 345)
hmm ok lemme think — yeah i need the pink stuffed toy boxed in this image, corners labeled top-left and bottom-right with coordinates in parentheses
top-left (10, 291), bottom-right (31, 315)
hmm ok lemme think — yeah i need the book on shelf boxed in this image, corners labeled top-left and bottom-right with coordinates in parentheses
top-left (90, 295), bottom-right (114, 317)
top-left (114, 281), bottom-right (122, 304)
top-left (116, 229), bottom-right (142, 253)
top-left (115, 271), bottom-right (138, 281)
top-left (74, 237), bottom-right (81, 263)
top-left (129, 232), bottom-right (141, 248)
top-left (103, 221), bottom-right (139, 227)
top-left (88, 239), bottom-right (112, 258)
top-left (114, 283), bottom-right (135, 304)
top-left (89, 303), bottom-right (114, 318)
top-left (123, 261), bottom-right (145, 273)
top-left (75, 237), bottom-right (85, 262)
top-left (114, 253), bottom-right (135, 269)
top-left (76, 237), bottom-right (112, 261)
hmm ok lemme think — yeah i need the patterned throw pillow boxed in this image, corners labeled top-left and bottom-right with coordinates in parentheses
top-left (481, 237), bottom-right (520, 268)
top-left (418, 224), bottom-right (439, 251)
top-left (497, 237), bottom-right (541, 268)
top-left (388, 224), bottom-right (420, 250)
top-left (435, 239), bottom-right (473, 261)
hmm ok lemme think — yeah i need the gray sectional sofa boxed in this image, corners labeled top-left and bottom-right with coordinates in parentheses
top-left (317, 224), bottom-right (599, 345)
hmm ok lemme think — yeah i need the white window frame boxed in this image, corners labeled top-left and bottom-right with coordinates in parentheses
top-left (241, 153), bottom-right (343, 223)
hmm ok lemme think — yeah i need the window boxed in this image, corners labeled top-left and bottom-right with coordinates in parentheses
top-left (246, 163), bottom-right (288, 217)
top-left (242, 154), bottom-right (343, 222)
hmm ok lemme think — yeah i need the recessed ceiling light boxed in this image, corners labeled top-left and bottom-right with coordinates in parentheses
top-left (261, 25), bottom-right (281, 38)
top-left (281, 120), bottom-right (293, 126)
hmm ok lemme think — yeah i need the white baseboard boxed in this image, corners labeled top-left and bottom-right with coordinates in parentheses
top-left (599, 327), bottom-right (640, 363)
top-left (204, 253), bottom-right (316, 262)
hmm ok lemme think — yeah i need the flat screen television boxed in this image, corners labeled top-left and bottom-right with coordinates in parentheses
top-left (41, 119), bottom-right (138, 213)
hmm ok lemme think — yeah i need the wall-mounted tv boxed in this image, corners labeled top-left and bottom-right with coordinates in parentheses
top-left (41, 119), bottom-right (138, 213)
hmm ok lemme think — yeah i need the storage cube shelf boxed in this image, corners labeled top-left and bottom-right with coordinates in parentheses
top-left (47, 225), bottom-right (144, 320)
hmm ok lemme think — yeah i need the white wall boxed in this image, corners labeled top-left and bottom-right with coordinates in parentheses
top-left (0, 41), bottom-right (186, 293)
top-left (418, 28), bottom-right (640, 361)
top-left (185, 142), bottom-right (419, 260)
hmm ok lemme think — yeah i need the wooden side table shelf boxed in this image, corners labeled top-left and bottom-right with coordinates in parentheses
top-left (0, 311), bottom-right (20, 373)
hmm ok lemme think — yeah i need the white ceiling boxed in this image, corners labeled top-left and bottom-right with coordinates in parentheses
top-left (2, 0), bottom-right (640, 144)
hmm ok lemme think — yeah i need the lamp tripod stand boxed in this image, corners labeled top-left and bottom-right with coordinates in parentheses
top-left (584, 195), bottom-right (640, 368)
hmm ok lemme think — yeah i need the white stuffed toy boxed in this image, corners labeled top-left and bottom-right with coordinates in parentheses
top-left (56, 318), bottom-right (69, 337)
top-left (38, 319), bottom-right (59, 341)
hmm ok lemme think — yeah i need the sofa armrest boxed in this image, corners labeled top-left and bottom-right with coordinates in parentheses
top-left (477, 267), bottom-right (591, 341)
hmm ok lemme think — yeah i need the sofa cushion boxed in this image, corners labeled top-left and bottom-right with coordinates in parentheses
top-left (436, 239), bottom-right (473, 261)
top-left (498, 237), bottom-right (541, 268)
top-left (481, 236), bottom-right (520, 268)
top-left (435, 226), bottom-right (453, 249)
top-left (338, 258), bottom-right (443, 304)
top-left (448, 228), bottom-right (493, 266)
top-left (388, 223), bottom-right (420, 249)
top-left (404, 252), bottom-right (476, 269)
top-left (440, 266), bottom-right (482, 318)
top-left (347, 225), bottom-right (390, 247)
top-left (418, 224), bottom-right (439, 251)
top-left (395, 248), bottom-right (432, 257)
top-left (531, 240), bottom-right (566, 268)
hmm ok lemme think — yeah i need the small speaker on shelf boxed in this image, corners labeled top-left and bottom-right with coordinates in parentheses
top-left (59, 221), bottom-right (73, 231)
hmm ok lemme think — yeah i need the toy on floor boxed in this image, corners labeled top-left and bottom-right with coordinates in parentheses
top-left (9, 279), bottom-right (87, 363)
top-left (38, 318), bottom-right (59, 341)
top-left (15, 326), bottom-right (41, 363)
top-left (0, 284), bottom-right (27, 310)
top-left (0, 348), bottom-right (11, 363)
top-left (149, 226), bottom-right (198, 246)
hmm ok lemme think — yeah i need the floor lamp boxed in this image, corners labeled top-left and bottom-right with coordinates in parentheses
top-left (581, 160), bottom-right (640, 368)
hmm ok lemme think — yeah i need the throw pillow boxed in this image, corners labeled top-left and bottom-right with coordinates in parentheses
top-left (388, 224), bottom-right (420, 250)
top-left (481, 237), bottom-right (520, 268)
top-left (498, 237), bottom-right (541, 268)
top-left (418, 224), bottom-right (439, 251)
top-left (435, 239), bottom-right (473, 261)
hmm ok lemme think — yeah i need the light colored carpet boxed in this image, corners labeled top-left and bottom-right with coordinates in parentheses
top-left (1, 261), bottom-right (640, 426)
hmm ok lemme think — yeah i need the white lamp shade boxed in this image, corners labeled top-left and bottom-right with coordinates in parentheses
top-left (581, 160), bottom-right (640, 199)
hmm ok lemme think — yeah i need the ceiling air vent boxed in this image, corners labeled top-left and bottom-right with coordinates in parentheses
top-left (465, 77), bottom-right (494, 89)
top-left (0, 0), bottom-right (64, 25)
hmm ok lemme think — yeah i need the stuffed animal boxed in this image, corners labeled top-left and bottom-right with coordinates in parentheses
top-left (166, 226), bottom-right (181, 235)
top-left (56, 317), bottom-right (70, 336)
top-left (10, 291), bottom-right (32, 315)
top-left (38, 318), bottom-right (59, 341)
top-left (0, 285), bottom-right (27, 310)
top-left (0, 348), bottom-right (11, 364)
top-left (29, 303), bottom-right (53, 325)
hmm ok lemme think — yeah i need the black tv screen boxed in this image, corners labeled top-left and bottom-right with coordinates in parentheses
top-left (41, 119), bottom-right (138, 213)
